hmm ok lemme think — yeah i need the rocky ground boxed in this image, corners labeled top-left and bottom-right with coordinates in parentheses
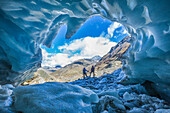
top-left (1, 68), bottom-right (170, 113)
top-left (69, 68), bottom-right (170, 113)
top-left (21, 68), bottom-right (57, 85)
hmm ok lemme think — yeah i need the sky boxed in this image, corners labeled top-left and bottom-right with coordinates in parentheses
top-left (41, 16), bottom-right (129, 67)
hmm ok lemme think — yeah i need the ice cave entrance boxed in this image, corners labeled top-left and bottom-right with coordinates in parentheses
top-left (29, 16), bottom-right (130, 84)
top-left (41, 16), bottom-right (129, 68)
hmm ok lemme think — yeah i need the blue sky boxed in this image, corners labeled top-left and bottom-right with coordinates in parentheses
top-left (41, 16), bottom-right (129, 67)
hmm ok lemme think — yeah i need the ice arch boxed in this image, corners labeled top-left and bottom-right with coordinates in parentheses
top-left (0, 0), bottom-right (170, 100)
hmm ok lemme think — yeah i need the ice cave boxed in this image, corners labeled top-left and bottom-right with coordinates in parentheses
top-left (0, 0), bottom-right (170, 113)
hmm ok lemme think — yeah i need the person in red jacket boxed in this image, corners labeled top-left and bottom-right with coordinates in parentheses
top-left (90, 65), bottom-right (95, 77)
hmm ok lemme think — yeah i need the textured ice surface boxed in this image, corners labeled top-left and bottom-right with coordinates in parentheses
top-left (0, 69), bottom-right (168, 113)
top-left (154, 109), bottom-right (170, 113)
top-left (70, 71), bottom-right (170, 113)
top-left (13, 82), bottom-right (99, 113)
top-left (94, 95), bottom-right (126, 113)
top-left (0, 0), bottom-right (170, 101)
top-left (0, 84), bottom-right (14, 113)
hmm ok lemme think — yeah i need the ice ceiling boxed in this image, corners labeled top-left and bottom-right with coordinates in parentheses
top-left (0, 0), bottom-right (170, 100)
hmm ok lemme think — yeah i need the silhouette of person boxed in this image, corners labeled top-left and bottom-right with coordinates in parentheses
top-left (90, 65), bottom-right (95, 77)
top-left (83, 67), bottom-right (88, 79)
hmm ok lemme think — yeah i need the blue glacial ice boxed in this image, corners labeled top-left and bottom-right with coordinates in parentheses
top-left (13, 82), bottom-right (99, 113)
top-left (2, 69), bottom-right (170, 113)
top-left (0, 84), bottom-right (14, 113)
top-left (0, 0), bottom-right (170, 108)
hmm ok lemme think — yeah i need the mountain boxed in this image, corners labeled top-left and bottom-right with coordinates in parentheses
top-left (22, 68), bottom-right (57, 85)
top-left (95, 36), bottom-right (131, 76)
top-left (96, 36), bottom-right (131, 66)
top-left (91, 55), bottom-right (101, 62)
top-left (22, 58), bottom-right (97, 84)
top-left (22, 36), bottom-right (131, 84)
top-left (49, 36), bottom-right (131, 82)
top-left (50, 58), bottom-right (97, 82)
top-left (42, 65), bottom-right (62, 72)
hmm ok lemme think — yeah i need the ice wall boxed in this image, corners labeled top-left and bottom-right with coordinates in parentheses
top-left (0, 0), bottom-right (94, 85)
top-left (0, 0), bottom-right (170, 98)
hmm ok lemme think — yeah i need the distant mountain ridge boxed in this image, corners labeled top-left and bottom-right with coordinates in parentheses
top-left (50, 58), bottom-right (98, 82)
top-left (96, 36), bottom-right (131, 67)
top-left (91, 55), bottom-right (101, 62)
top-left (22, 36), bottom-right (131, 84)
top-left (94, 36), bottom-right (131, 76)
top-left (42, 65), bottom-right (62, 72)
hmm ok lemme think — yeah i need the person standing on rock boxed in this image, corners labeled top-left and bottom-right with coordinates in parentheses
top-left (83, 67), bottom-right (89, 79)
top-left (90, 65), bottom-right (95, 77)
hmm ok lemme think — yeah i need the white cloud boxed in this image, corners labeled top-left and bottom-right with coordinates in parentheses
top-left (41, 21), bottom-right (130, 67)
top-left (59, 36), bottom-right (117, 57)
top-left (41, 49), bottom-right (70, 67)
top-left (41, 36), bottom-right (117, 67)
top-left (107, 22), bottom-right (129, 37)
top-left (108, 22), bottom-right (122, 37)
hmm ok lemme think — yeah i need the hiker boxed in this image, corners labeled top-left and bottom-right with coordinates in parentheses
top-left (90, 65), bottom-right (95, 77)
top-left (83, 67), bottom-right (89, 79)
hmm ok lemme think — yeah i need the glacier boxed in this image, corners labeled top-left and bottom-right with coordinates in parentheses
top-left (0, 0), bottom-right (170, 108)
top-left (0, 84), bottom-right (14, 113)
top-left (13, 82), bottom-right (99, 113)
top-left (69, 72), bottom-right (170, 113)
top-left (11, 71), bottom-right (170, 113)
